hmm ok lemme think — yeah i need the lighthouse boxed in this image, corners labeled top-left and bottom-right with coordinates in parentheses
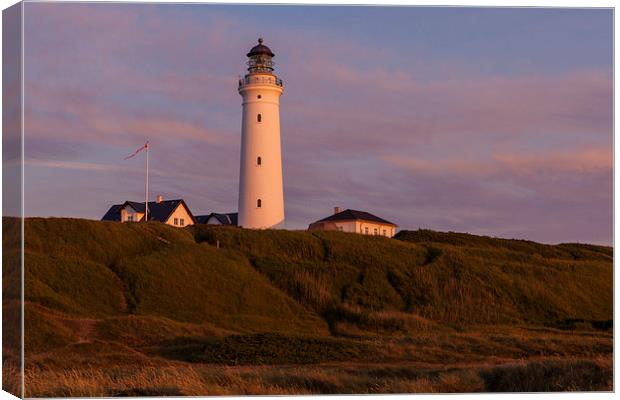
top-left (237, 38), bottom-right (285, 229)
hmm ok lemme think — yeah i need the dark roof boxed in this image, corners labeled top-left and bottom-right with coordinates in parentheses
top-left (101, 199), bottom-right (196, 224)
top-left (101, 204), bottom-right (123, 221)
top-left (123, 201), bottom-right (147, 213)
top-left (195, 212), bottom-right (238, 226)
top-left (312, 209), bottom-right (397, 226)
top-left (195, 215), bottom-right (210, 224)
top-left (247, 38), bottom-right (275, 58)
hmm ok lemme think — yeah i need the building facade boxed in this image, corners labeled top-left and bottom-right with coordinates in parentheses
top-left (102, 196), bottom-right (196, 227)
top-left (308, 208), bottom-right (398, 237)
top-left (237, 38), bottom-right (285, 229)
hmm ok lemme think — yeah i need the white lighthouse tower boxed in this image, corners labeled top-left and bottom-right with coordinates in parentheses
top-left (237, 38), bottom-right (285, 229)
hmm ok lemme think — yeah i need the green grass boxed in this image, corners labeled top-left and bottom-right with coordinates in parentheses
top-left (25, 252), bottom-right (124, 316)
top-left (395, 229), bottom-right (613, 260)
top-left (190, 225), bottom-right (612, 329)
top-left (111, 242), bottom-right (327, 333)
top-left (9, 216), bottom-right (612, 394)
top-left (17, 218), bottom-right (613, 343)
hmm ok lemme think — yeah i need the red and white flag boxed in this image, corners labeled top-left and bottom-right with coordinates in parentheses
top-left (124, 141), bottom-right (149, 160)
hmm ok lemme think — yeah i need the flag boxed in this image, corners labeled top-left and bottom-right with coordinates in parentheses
top-left (124, 141), bottom-right (149, 160)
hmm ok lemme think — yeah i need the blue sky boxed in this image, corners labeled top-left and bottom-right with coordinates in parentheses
top-left (19, 3), bottom-right (613, 244)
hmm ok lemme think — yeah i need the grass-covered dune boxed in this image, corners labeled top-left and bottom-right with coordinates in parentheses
top-left (2, 217), bottom-right (613, 395)
top-left (192, 223), bottom-right (612, 329)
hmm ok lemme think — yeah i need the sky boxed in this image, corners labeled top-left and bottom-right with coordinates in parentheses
top-left (18, 3), bottom-right (613, 244)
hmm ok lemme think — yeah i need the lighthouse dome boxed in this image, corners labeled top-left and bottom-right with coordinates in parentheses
top-left (247, 38), bottom-right (275, 58)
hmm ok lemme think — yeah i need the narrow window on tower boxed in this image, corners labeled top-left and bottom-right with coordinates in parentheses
top-left (257, 199), bottom-right (262, 208)
top-left (257, 114), bottom-right (262, 122)
top-left (257, 156), bottom-right (262, 165)
top-left (257, 94), bottom-right (262, 99)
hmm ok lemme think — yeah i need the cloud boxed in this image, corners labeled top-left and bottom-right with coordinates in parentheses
top-left (494, 147), bottom-right (612, 176)
top-left (24, 155), bottom-right (236, 182)
top-left (25, 82), bottom-right (235, 148)
top-left (283, 68), bottom-right (611, 153)
top-left (383, 146), bottom-right (612, 178)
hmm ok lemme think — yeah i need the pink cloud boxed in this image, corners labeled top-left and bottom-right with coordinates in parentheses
top-left (383, 145), bottom-right (612, 179)
top-left (24, 82), bottom-right (234, 147)
top-left (495, 147), bottom-right (612, 176)
top-left (287, 66), bottom-right (611, 142)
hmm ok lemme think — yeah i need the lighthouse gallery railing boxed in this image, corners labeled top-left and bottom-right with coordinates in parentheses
top-left (239, 76), bottom-right (283, 88)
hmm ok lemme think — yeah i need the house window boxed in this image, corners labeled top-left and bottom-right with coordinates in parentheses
top-left (364, 227), bottom-right (369, 235)
top-left (174, 218), bottom-right (178, 225)
top-left (257, 114), bottom-right (262, 122)
top-left (180, 218), bottom-right (185, 226)
top-left (257, 156), bottom-right (262, 165)
top-left (127, 215), bottom-right (133, 222)
top-left (374, 228), bottom-right (378, 235)
top-left (257, 199), bottom-right (262, 208)
top-left (383, 229), bottom-right (387, 236)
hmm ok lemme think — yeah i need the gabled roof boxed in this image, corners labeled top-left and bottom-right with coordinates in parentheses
top-left (195, 215), bottom-right (210, 224)
top-left (142, 199), bottom-right (196, 224)
top-left (195, 212), bottom-right (238, 226)
top-left (101, 199), bottom-right (196, 224)
top-left (101, 204), bottom-right (123, 221)
top-left (123, 201), bottom-right (147, 213)
top-left (312, 209), bottom-right (397, 226)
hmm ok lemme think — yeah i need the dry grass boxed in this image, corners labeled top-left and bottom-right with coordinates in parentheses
top-left (2, 359), bottom-right (22, 398)
top-left (17, 305), bottom-right (613, 395)
top-left (24, 364), bottom-right (312, 397)
top-left (22, 356), bottom-right (612, 397)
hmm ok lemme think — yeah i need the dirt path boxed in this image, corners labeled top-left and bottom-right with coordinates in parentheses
top-left (117, 279), bottom-right (129, 313)
top-left (106, 267), bottom-right (129, 313)
top-left (76, 319), bottom-right (97, 343)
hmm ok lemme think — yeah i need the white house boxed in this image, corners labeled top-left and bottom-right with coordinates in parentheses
top-left (102, 195), bottom-right (196, 227)
top-left (308, 207), bottom-right (398, 237)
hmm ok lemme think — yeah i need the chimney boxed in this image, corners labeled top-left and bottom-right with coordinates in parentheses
top-left (334, 206), bottom-right (341, 215)
top-left (156, 195), bottom-right (164, 203)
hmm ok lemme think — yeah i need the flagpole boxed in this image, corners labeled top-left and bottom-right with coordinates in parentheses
top-left (145, 142), bottom-right (149, 222)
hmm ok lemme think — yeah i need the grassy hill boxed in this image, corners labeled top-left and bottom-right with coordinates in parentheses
top-left (3, 217), bottom-right (613, 395)
top-left (192, 224), bottom-right (612, 328)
